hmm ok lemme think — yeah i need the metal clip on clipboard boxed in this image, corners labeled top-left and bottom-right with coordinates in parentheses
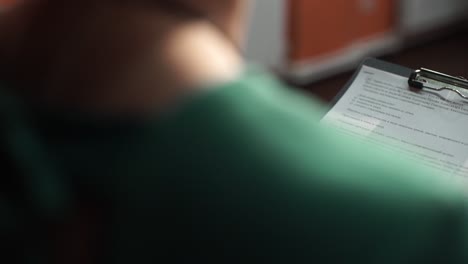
top-left (408, 68), bottom-right (468, 100)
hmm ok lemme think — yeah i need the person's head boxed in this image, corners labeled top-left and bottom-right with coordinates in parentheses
top-left (0, 0), bottom-right (249, 111)
top-left (0, 0), bottom-right (248, 60)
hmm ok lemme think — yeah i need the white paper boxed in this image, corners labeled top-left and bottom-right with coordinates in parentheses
top-left (322, 65), bottom-right (468, 184)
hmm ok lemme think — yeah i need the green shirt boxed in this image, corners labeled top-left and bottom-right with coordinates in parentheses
top-left (2, 69), bottom-right (468, 263)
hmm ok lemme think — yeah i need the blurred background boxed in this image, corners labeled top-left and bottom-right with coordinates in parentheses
top-left (1, 0), bottom-right (466, 104)
top-left (246, 0), bottom-right (468, 102)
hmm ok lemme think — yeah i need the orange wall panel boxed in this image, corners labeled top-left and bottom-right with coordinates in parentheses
top-left (289, 0), bottom-right (395, 62)
top-left (0, 0), bottom-right (17, 6)
top-left (352, 0), bottom-right (395, 39)
top-left (289, 0), bottom-right (354, 61)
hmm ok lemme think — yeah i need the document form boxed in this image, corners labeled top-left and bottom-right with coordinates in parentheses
top-left (322, 64), bottom-right (468, 183)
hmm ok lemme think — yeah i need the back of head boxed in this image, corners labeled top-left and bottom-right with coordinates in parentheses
top-left (0, 0), bottom-right (247, 111)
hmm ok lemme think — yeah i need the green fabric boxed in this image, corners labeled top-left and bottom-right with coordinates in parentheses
top-left (2, 69), bottom-right (468, 263)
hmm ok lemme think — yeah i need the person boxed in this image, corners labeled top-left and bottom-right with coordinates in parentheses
top-left (1, 0), bottom-right (467, 263)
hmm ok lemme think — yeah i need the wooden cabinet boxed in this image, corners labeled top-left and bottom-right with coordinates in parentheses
top-left (289, 0), bottom-right (395, 63)
top-left (0, 0), bottom-right (17, 7)
top-left (354, 0), bottom-right (394, 39)
top-left (289, 0), bottom-right (354, 61)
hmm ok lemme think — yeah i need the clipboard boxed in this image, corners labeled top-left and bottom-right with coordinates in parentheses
top-left (329, 58), bottom-right (468, 110)
top-left (322, 58), bottom-right (468, 182)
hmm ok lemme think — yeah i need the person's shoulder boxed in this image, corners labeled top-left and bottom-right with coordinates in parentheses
top-left (164, 67), bottom-right (466, 206)
top-left (166, 65), bottom-right (326, 124)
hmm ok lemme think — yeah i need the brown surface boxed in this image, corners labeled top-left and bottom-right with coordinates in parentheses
top-left (288, 0), bottom-right (394, 62)
top-left (297, 27), bottom-right (468, 103)
top-left (353, 0), bottom-right (395, 41)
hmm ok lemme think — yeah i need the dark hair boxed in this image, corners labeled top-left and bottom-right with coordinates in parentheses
top-left (154, 1), bottom-right (205, 19)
